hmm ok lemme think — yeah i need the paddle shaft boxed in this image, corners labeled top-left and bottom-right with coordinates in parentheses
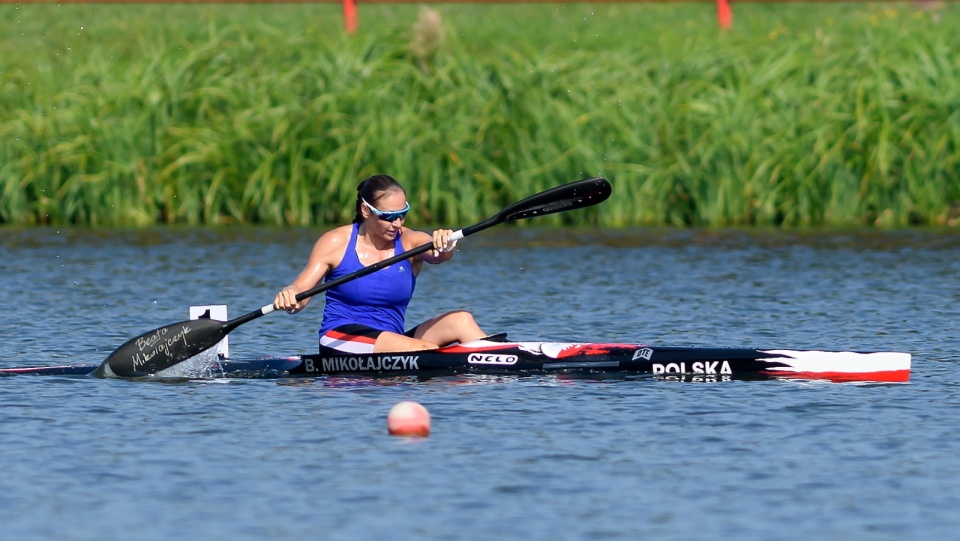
top-left (229, 177), bottom-right (608, 328)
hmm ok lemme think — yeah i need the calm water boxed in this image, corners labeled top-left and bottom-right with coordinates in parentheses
top-left (1, 226), bottom-right (959, 540)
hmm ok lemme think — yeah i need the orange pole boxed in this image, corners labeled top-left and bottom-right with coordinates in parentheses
top-left (343, 0), bottom-right (357, 33)
top-left (716, 0), bottom-right (732, 29)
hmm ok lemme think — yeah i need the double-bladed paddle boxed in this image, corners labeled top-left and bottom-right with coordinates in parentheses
top-left (100, 176), bottom-right (612, 377)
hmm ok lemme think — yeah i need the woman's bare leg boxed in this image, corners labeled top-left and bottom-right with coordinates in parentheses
top-left (371, 311), bottom-right (486, 352)
top-left (373, 332), bottom-right (438, 353)
top-left (412, 310), bottom-right (486, 347)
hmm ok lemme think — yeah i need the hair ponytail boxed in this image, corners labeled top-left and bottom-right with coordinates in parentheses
top-left (353, 179), bottom-right (367, 224)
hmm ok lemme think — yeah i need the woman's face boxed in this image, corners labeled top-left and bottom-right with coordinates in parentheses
top-left (363, 189), bottom-right (409, 240)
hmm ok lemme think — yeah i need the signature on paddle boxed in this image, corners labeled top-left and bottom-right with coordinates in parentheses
top-left (130, 325), bottom-right (194, 369)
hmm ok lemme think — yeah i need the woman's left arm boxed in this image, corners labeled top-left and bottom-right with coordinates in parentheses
top-left (408, 228), bottom-right (457, 264)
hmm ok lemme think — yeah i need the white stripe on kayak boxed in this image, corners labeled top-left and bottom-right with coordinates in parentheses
top-left (762, 350), bottom-right (911, 373)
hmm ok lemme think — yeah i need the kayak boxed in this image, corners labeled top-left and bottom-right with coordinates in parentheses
top-left (0, 335), bottom-right (912, 382)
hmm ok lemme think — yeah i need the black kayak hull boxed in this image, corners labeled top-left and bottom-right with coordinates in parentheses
top-left (1, 340), bottom-right (911, 382)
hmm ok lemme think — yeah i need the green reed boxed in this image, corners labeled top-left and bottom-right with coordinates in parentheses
top-left (1, 3), bottom-right (958, 227)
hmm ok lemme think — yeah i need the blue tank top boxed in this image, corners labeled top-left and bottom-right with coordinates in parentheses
top-left (319, 223), bottom-right (416, 335)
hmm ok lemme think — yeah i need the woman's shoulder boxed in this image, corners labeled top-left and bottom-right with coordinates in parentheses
top-left (321, 223), bottom-right (355, 242)
top-left (312, 224), bottom-right (355, 255)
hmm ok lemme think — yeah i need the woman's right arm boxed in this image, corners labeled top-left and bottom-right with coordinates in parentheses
top-left (273, 228), bottom-right (346, 313)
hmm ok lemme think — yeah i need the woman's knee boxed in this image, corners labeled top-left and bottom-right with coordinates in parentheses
top-left (440, 309), bottom-right (476, 326)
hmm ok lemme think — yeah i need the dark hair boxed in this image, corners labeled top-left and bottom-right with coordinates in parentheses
top-left (354, 174), bottom-right (405, 224)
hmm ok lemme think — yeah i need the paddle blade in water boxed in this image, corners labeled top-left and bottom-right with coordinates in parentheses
top-left (103, 318), bottom-right (230, 377)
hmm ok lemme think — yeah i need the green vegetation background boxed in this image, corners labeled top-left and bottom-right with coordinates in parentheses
top-left (2, 3), bottom-right (958, 227)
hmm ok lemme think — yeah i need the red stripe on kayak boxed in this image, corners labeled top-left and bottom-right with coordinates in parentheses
top-left (0, 365), bottom-right (77, 373)
top-left (557, 344), bottom-right (626, 358)
top-left (438, 343), bottom-right (521, 353)
top-left (764, 369), bottom-right (910, 383)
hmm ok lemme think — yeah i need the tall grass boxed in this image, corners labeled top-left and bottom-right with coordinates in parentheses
top-left (1, 3), bottom-right (958, 227)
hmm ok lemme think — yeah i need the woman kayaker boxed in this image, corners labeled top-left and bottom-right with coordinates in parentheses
top-left (273, 174), bottom-right (488, 354)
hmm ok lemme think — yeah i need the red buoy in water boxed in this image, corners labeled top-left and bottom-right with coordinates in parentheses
top-left (387, 401), bottom-right (431, 437)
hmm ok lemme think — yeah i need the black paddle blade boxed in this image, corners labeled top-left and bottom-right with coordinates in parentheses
top-left (500, 177), bottom-right (611, 222)
top-left (460, 177), bottom-right (611, 237)
top-left (103, 318), bottom-right (230, 377)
